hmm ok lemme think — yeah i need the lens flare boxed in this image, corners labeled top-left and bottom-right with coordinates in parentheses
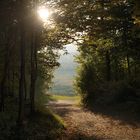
top-left (38, 7), bottom-right (50, 22)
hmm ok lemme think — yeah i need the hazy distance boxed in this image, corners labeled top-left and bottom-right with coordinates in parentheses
top-left (50, 44), bottom-right (78, 95)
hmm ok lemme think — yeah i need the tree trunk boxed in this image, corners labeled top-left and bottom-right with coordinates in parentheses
top-left (123, 19), bottom-right (131, 78)
top-left (30, 31), bottom-right (37, 114)
top-left (12, 69), bottom-right (15, 97)
top-left (24, 73), bottom-right (27, 101)
top-left (0, 36), bottom-right (10, 112)
top-left (126, 54), bottom-right (131, 77)
top-left (0, 75), bottom-right (6, 112)
top-left (105, 51), bottom-right (111, 81)
top-left (114, 58), bottom-right (119, 81)
top-left (30, 0), bottom-right (38, 114)
top-left (7, 66), bottom-right (10, 96)
top-left (18, 25), bottom-right (25, 125)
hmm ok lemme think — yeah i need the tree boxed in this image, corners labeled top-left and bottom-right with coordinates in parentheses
top-left (52, 0), bottom-right (140, 106)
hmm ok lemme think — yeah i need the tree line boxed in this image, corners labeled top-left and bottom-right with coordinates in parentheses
top-left (50, 0), bottom-right (140, 106)
top-left (0, 0), bottom-right (65, 127)
top-left (0, 0), bottom-right (140, 138)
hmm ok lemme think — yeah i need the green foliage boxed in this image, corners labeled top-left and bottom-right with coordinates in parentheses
top-left (71, 0), bottom-right (140, 107)
top-left (0, 100), bottom-right (64, 140)
top-left (0, 0), bottom-right (140, 138)
top-left (23, 106), bottom-right (64, 140)
top-left (74, 62), bottom-right (97, 106)
top-left (0, 0), bottom-right (66, 138)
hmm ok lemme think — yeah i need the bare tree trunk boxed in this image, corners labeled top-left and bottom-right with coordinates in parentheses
top-left (24, 73), bottom-right (27, 101)
top-left (105, 51), bottom-right (111, 81)
top-left (7, 66), bottom-right (10, 96)
top-left (30, 0), bottom-right (38, 114)
top-left (0, 73), bottom-right (7, 112)
top-left (30, 30), bottom-right (37, 114)
top-left (126, 54), bottom-right (131, 77)
top-left (100, 1), bottom-right (111, 81)
top-left (18, 25), bottom-right (25, 125)
top-left (12, 69), bottom-right (15, 97)
top-left (114, 58), bottom-right (119, 81)
top-left (123, 19), bottom-right (131, 78)
top-left (0, 36), bottom-right (10, 112)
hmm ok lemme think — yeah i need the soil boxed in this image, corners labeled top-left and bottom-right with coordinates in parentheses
top-left (48, 99), bottom-right (140, 140)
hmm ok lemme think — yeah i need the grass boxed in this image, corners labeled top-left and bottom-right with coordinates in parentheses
top-left (52, 95), bottom-right (80, 100)
top-left (23, 105), bottom-right (65, 139)
top-left (0, 97), bottom-right (65, 140)
top-left (51, 95), bottom-right (81, 107)
top-left (52, 95), bottom-right (80, 101)
top-left (36, 104), bottom-right (65, 127)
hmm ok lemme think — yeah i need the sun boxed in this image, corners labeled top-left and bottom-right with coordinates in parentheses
top-left (37, 7), bottom-right (50, 22)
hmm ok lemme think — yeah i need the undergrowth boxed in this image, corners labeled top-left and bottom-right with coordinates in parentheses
top-left (0, 98), bottom-right (64, 140)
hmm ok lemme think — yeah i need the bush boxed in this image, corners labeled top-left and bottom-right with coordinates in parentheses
top-left (76, 78), bottom-right (140, 108)
top-left (74, 62), bottom-right (97, 107)
top-left (92, 80), bottom-right (139, 105)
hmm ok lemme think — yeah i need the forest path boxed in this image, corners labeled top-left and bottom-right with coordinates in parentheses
top-left (47, 98), bottom-right (140, 140)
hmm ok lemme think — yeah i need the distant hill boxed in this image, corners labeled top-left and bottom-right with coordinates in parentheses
top-left (50, 44), bottom-right (78, 96)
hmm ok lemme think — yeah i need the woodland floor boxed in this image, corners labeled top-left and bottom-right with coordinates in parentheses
top-left (47, 97), bottom-right (140, 140)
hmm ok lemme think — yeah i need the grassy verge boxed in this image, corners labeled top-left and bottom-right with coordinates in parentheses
top-left (52, 95), bottom-right (80, 101)
top-left (23, 105), bottom-right (65, 140)
top-left (0, 98), bottom-right (65, 140)
top-left (51, 95), bottom-right (81, 107)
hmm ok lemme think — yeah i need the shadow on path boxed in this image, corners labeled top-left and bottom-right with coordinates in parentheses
top-left (47, 99), bottom-right (140, 140)
top-left (90, 102), bottom-right (140, 127)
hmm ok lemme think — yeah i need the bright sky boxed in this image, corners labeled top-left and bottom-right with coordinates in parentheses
top-left (58, 43), bottom-right (78, 56)
top-left (65, 44), bottom-right (78, 54)
top-left (37, 7), bottom-right (51, 23)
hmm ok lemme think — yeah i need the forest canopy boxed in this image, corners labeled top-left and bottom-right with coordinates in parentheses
top-left (0, 0), bottom-right (140, 139)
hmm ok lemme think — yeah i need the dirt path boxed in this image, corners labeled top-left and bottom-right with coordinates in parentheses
top-left (48, 100), bottom-right (140, 140)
